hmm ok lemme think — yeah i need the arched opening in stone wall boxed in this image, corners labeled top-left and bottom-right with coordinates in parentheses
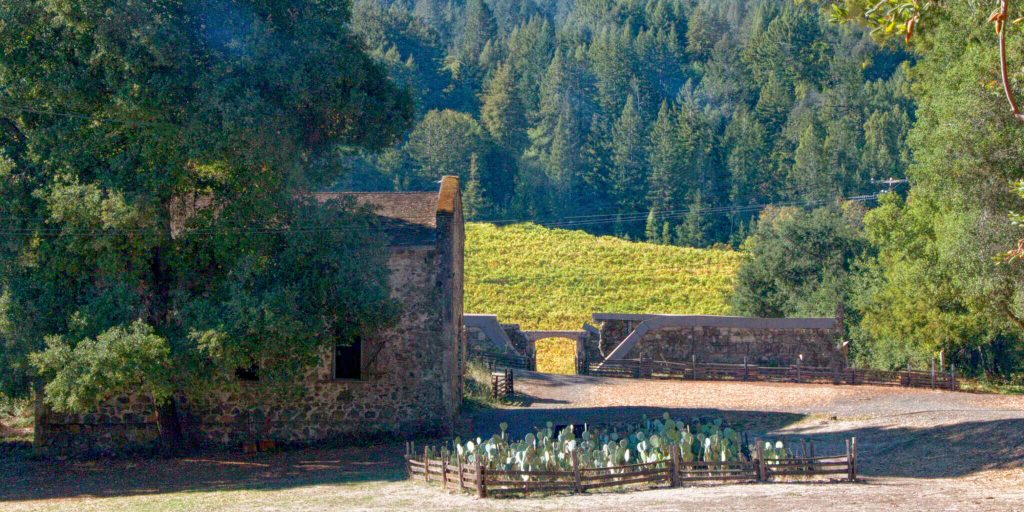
top-left (535, 337), bottom-right (578, 375)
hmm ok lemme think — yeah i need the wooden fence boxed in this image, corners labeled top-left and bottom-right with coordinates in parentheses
top-left (405, 437), bottom-right (857, 498)
top-left (586, 355), bottom-right (957, 391)
top-left (491, 369), bottom-right (514, 401)
top-left (473, 351), bottom-right (534, 371)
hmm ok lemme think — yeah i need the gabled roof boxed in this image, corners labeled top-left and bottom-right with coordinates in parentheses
top-left (315, 176), bottom-right (460, 248)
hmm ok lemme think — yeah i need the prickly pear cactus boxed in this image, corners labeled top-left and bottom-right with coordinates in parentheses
top-left (444, 412), bottom-right (788, 471)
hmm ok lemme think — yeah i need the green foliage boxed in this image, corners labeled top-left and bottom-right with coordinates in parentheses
top-left (344, 0), bottom-right (912, 247)
top-left (839, 3), bottom-right (1024, 376)
top-left (443, 413), bottom-right (788, 471)
top-left (732, 204), bottom-right (870, 318)
top-left (31, 321), bottom-right (173, 412)
top-left (0, 0), bottom-right (410, 412)
top-left (466, 222), bottom-right (741, 330)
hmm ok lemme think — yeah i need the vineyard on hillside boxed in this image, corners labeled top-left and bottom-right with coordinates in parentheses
top-left (465, 223), bottom-right (743, 331)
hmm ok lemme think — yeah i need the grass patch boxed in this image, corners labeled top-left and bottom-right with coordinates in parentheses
top-left (465, 222), bottom-right (743, 330)
top-left (958, 376), bottom-right (1024, 395)
top-left (462, 360), bottom-right (499, 411)
top-left (535, 338), bottom-right (577, 375)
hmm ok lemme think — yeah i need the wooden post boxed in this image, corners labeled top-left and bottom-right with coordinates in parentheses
top-left (491, 374), bottom-right (497, 401)
top-left (424, 446), bottom-right (430, 483)
top-left (669, 443), bottom-right (681, 487)
top-left (457, 456), bottom-right (465, 491)
top-left (846, 439), bottom-right (853, 481)
top-left (950, 364), bottom-right (957, 391)
top-left (442, 458), bottom-right (449, 490)
top-left (475, 458), bottom-right (486, 498)
top-left (930, 356), bottom-right (936, 390)
top-left (754, 438), bottom-right (765, 482)
top-left (851, 437), bottom-right (857, 481)
top-left (692, 354), bottom-right (698, 380)
top-left (743, 356), bottom-right (749, 381)
top-left (571, 449), bottom-right (583, 493)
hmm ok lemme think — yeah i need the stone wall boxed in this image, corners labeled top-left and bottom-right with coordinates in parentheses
top-left (38, 245), bottom-right (463, 456)
top-left (587, 314), bottom-right (844, 369)
top-left (502, 324), bottom-right (532, 356)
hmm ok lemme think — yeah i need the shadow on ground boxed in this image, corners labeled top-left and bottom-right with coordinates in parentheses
top-left (4, 400), bottom-right (1023, 503)
top-left (468, 404), bottom-right (1024, 480)
top-left (0, 442), bottom-right (407, 503)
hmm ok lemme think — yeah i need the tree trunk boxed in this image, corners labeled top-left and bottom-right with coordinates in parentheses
top-left (156, 400), bottom-right (186, 455)
top-left (33, 379), bottom-right (47, 452)
top-left (150, 238), bottom-right (187, 454)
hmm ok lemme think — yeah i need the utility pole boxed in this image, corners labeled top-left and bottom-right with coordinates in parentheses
top-left (871, 177), bottom-right (909, 193)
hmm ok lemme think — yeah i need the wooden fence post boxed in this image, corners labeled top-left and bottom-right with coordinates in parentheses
top-left (851, 437), bottom-right (857, 481)
top-left (743, 356), bottom-right (749, 382)
top-left (950, 364), bottom-right (956, 391)
top-left (669, 443), bottom-right (681, 487)
top-left (571, 449), bottom-right (583, 493)
top-left (475, 458), bottom-right (486, 498)
top-left (754, 438), bottom-right (764, 482)
top-left (930, 356), bottom-right (936, 389)
top-left (442, 457), bottom-right (448, 490)
top-left (846, 439), bottom-right (853, 481)
top-left (457, 456), bottom-right (465, 491)
top-left (424, 446), bottom-right (430, 483)
top-left (692, 354), bottom-right (698, 380)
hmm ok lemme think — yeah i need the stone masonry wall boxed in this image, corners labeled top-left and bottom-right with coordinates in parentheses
top-left (588, 317), bottom-right (843, 369)
top-left (37, 247), bottom-right (461, 455)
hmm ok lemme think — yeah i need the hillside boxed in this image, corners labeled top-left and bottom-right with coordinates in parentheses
top-left (465, 223), bottom-right (744, 330)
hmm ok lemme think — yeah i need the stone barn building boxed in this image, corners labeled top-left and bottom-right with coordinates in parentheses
top-left (36, 177), bottom-right (465, 455)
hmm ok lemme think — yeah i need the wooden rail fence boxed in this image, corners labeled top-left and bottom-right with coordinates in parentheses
top-left (405, 437), bottom-right (857, 498)
top-left (473, 352), bottom-right (533, 371)
top-left (586, 355), bottom-right (957, 390)
top-left (491, 369), bottom-right (514, 401)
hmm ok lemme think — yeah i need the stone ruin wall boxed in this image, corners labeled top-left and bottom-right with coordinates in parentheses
top-left (37, 247), bottom-right (461, 456)
top-left (587, 317), bottom-right (844, 369)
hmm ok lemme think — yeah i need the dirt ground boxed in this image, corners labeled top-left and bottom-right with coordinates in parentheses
top-left (3, 372), bottom-right (1023, 511)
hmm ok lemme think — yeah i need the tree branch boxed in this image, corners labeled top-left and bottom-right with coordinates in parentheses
top-left (997, 0), bottom-right (1024, 122)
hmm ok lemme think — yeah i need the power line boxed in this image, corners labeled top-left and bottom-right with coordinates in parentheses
top-left (0, 103), bottom-right (175, 128)
top-left (0, 194), bottom-right (879, 238)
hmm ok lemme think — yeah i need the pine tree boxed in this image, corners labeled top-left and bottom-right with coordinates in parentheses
top-left (463, 153), bottom-right (492, 219)
top-left (676, 190), bottom-right (707, 247)
top-left (790, 121), bottom-right (835, 201)
top-left (461, 0), bottom-right (498, 64)
top-left (754, 75), bottom-right (794, 133)
top-left (724, 108), bottom-right (771, 205)
top-left (646, 101), bottom-right (682, 219)
top-left (610, 95), bottom-right (648, 218)
top-left (480, 62), bottom-right (529, 155)
top-left (506, 16), bottom-right (555, 116)
top-left (645, 209), bottom-right (660, 243)
top-left (589, 26), bottom-right (635, 117)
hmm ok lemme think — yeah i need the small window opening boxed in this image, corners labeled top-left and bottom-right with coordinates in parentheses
top-left (335, 336), bottom-right (362, 380)
top-left (235, 363), bottom-right (259, 381)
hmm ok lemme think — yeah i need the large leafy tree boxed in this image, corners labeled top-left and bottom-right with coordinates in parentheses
top-left (731, 204), bottom-right (870, 318)
top-left (0, 0), bottom-right (412, 449)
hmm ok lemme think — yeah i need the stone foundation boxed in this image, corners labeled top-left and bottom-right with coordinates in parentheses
top-left (587, 314), bottom-right (844, 369)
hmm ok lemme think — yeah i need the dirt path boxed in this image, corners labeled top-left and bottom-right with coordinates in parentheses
top-left (4, 373), bottom-right (1023, 511)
